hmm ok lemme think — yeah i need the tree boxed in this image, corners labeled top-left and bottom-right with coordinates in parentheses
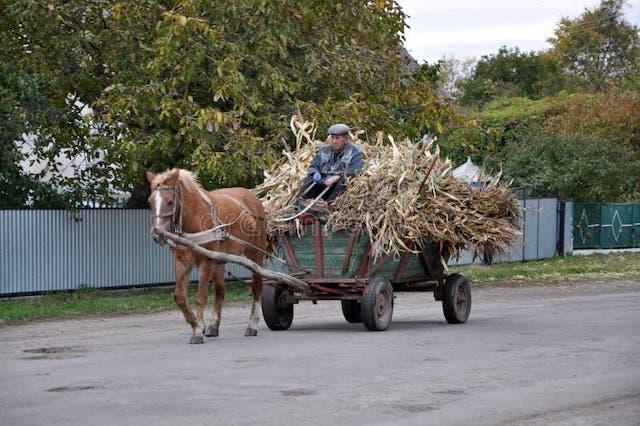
top-left (548, 0), bottom-right (640, 90)
top-left (2, 0), bottom-right (455, 207)
top-left (0, 62), bottom-right (108, 208)
top-left (459, 47), bottom-right (566, 107)
top-left (424, 56), bottom-right (476, 101)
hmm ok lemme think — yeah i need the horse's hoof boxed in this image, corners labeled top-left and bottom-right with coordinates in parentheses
top-left (189, 335), bottom-right (204, 344)
top-left (204, 326), bottom-right (219, 337)
top-left (244, 328), bottom-right (258, 337)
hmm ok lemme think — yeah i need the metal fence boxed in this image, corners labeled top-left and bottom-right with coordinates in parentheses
top-left (0, 209), bottom-right (249, 296)
top-left (1, 198), bottom-right (571, 295)
top-left (573, 203), bottom-right (640, 249)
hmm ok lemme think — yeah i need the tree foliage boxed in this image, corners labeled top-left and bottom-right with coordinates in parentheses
top-left (548, 0), bottom-right (640, 90)
top-left (459, 47), bottom-right (566, 107)
top-left (2, 0), bottom-right (455, 207)
top-left (0, 63), bottom-right (105, 208)
top-left (441, 91), bottom-right (640, 202)
top-left (457, 1), bottom-right (639, 107)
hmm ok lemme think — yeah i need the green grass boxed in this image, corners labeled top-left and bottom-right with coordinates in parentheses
top-left (0, 283), bottom-right (250, 325)
top-left (1, 253), bottom-right (638, 325)
top-left (450, 252), bottom-right (640, 283)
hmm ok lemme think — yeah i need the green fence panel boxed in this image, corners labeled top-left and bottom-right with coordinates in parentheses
top-left (573, 203), bottom-right (601, 249)
top-left (600, 204), bottom-right (633, 248)
top-left (574, 202), bottom-right (640, 249)
top-left (633, 205), bottom-right (640, 248)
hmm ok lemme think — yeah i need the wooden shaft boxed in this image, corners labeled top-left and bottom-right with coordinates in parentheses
top-left (156, 229), bottom-right (310, 293)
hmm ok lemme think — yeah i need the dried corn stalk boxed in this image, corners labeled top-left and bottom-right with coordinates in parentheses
top-left (253, 115), bottom-right (521, 261)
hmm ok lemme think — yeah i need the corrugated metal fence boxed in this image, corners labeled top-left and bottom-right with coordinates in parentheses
top-left (1, 198), bottom-right (571, 295)
top-left (0, 209), bottom-right (249, 295)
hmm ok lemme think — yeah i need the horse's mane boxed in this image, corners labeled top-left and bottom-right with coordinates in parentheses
top-left (158, 168), bottom-right (202, 194)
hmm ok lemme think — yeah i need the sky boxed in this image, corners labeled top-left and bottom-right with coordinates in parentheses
top-left (398, 0), bottom-right (640, 64)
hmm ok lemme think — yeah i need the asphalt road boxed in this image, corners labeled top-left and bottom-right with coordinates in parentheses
top-left (1, 278), bottom-right (639, 426)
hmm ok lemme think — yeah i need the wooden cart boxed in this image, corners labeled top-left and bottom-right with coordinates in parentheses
top-left (262, 216), bottom-right (472, 331)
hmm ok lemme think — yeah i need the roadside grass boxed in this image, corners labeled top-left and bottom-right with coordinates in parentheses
top-left (0, 283), bottom-right (250, 325)
top-left (450, 252), bottom-right (640, 283)
top-left (1, 253), bottom-right (638, 325)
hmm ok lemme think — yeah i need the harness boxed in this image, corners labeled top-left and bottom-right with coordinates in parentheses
top-left (150, 183), bottom-right (283, 263)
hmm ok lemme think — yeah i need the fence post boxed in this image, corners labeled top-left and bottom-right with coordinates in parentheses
top-left (556, 201), bottom-right (565, 256)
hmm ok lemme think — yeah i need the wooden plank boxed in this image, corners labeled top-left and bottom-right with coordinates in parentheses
top-left (369, 252), bottom-right (394, 276)
top-left (341, 233), bottom-right (358, 274)
top-left (356, 242), bottom-right (372, 277)
top-left (281, 233), bottom-right (302, 272)
top-left (393, 251), bottom-right (411, 282)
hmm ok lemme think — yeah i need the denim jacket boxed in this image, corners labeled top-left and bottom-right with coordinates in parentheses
top-left (307, 143), bottom-right (364, 177)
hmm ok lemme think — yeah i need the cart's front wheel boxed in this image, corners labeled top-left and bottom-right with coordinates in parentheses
top-left (261, 285), bottom-right (294, 330)
top-left (361, 277), bottom-right (394, 331)
top-left (341, 300), bottom-right (362, 323)
top-left (442, 273), bottom-right (471, 324)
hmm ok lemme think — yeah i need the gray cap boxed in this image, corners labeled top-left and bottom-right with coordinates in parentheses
top-left (327, 123), bottom-right (350, 135)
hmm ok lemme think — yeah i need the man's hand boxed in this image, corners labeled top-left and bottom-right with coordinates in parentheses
top-left (324, 175), bottom-right (341, 186)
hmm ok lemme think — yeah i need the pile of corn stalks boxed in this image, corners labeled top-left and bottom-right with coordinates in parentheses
top-left (254, 115), bottom-right (521, 261)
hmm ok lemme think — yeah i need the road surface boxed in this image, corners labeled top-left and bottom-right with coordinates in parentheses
top-left (1, 278), bottom-right (639, 425)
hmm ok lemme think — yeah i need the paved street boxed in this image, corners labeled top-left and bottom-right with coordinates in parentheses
top-left (1, 279), bottom-right (639, 425)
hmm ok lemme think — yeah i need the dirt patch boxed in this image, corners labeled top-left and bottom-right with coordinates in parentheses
top-left (46, 385), bottom-right (104, 393)
top-left (234, 356), bottom-right (269, 364)
top-left (433, 389), bottom-right (465, 396)
top-left (280, 389), bottom-right (317, 397)
top-left (22, 346), bottom-right (86, 360)
top-left (397, 403), bottom-right (438, 413)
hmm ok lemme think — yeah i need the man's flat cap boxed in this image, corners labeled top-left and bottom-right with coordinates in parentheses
top-left (327, 123), bottom-right (350, 135)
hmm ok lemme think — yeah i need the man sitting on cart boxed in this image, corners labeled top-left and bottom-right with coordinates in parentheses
top-left (298, 123), bottom-right (364, 205)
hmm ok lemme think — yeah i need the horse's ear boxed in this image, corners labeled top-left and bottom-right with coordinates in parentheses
top-left (145, 171), bottom-right (156, 184)
top-left (164, 169), bottom-right (180, 185)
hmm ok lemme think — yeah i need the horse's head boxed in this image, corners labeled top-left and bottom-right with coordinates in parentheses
top-left (146, 169), bottom-right (181, 245)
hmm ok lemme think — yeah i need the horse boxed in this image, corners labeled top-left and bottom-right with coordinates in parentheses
top-left (146, 169), bottom-right (269, 344)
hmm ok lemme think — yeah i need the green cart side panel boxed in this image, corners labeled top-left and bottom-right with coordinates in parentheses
top-left (600, 204), bottom-right (633, 248)
top-left (282, 226), bottom-right (426, 279)
top-left (573, 203), bottom-right (601, 249)
top-left (286, 228), bottom-right (368, 278)
top-left (370, 253), bottom-right (426, 280)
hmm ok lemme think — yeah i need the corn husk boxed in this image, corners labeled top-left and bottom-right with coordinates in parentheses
top-left (253, 115), bottom-right (521, 261)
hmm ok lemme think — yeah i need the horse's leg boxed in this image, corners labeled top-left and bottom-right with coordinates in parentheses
top-left (205, 264), bottom-right (225, 338)
top-left (174, 259), bottom-right (196, 335)
top-left (190, 261), bottom-right (213, 344)
top-left (245, 271), bottom-right (263, 337)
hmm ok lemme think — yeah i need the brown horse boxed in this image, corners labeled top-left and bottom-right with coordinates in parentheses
top-left (146, 169), bottom-right (268, 344)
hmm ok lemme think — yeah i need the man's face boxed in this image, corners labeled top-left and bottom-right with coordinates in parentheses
top-left (330, 134), bottom-right (348, 152)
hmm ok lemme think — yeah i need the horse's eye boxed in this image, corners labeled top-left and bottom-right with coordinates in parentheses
top-left (167, 201), bottom-right (173, 206)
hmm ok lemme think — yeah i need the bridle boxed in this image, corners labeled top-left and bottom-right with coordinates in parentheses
top-left (150, 184), bottom-right (183, 235)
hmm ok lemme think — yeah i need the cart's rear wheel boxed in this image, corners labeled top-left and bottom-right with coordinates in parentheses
top-left (361, 277), bottom-right (394, 331)
top-left (341, 300), bottom-right (362, 323)
top-left (442, 273), bottom-right (471, 324)
top-left (261, 285), bottom-right (294, 330)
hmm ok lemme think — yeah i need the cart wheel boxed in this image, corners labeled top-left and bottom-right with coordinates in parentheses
top-left (442, 273), bottom-right (471, 324)
top-left (341, 300), bottom-right (362, 323)
top-left (261, 285), bottom-right (294, 330)
top-left (361, 277), bottom-right (394, 331)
